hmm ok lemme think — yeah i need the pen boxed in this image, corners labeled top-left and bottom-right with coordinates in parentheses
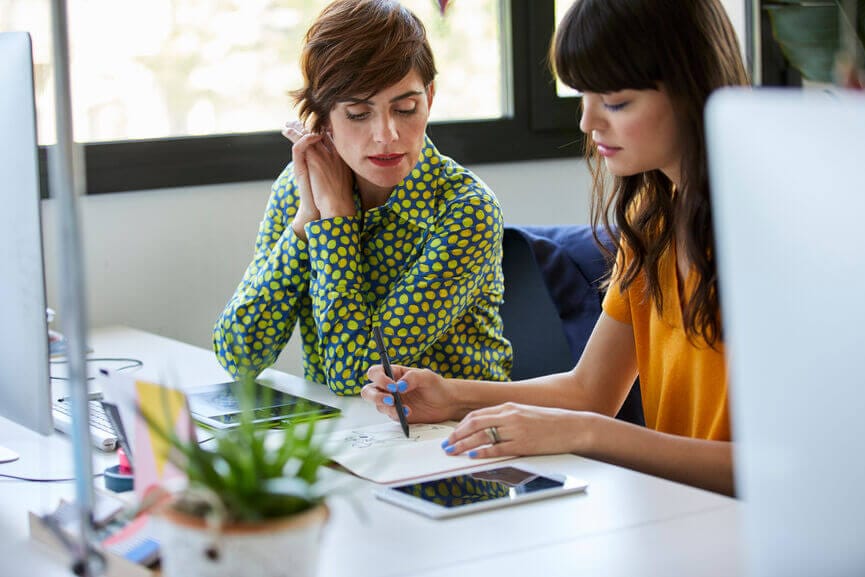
top-left (372, 326), bottom-right (410, 438)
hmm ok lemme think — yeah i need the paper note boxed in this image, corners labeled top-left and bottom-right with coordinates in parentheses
top-left (323, 421), bottom-right (514, 484)
top-left (99, 371), bottom-right (193, 500)
top-left (133, 379), bottom-right (193, 493)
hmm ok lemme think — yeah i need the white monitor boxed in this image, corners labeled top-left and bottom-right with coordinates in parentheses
top-left (708, 87), bottom-right (865, 577)
top-left (0, 31), bottom-right (52, 436)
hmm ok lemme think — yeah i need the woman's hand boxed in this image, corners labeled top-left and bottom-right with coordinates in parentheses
top-left (361, 365), bottom-right (460, 424)
top-left (284, 121), bottom-right (354, 241)
top-left (440, 402), bottom-right (597, 459)
top-left (285, 122), bottom-right (321, 240)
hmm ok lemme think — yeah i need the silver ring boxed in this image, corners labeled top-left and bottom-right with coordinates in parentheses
top-left (485, 426), bottom-right (501, 445)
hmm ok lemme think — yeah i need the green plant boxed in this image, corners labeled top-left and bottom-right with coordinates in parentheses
top-left (143, 376), bottom-right (332, 524)
top-left (764, 0), bottom-right (865, 83)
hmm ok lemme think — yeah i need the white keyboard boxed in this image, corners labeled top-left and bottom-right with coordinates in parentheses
top-left (53, 398), bottom-right (118, 452)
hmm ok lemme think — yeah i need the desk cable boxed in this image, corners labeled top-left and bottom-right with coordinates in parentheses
top-left (0, 472), bottom-right (105, 483)
top-left (2, 435), bottom-right (212, 483)
top-left (49, 357), bottom-right (144, 381)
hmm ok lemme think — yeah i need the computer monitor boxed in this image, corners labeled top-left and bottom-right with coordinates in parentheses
top-left (0, 31), bottom-right (53, 437)
top-left (708, 88), bottom-right (865, 577)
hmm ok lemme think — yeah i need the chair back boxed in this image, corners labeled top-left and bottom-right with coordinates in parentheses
top-left (500, 225), bottom-right (644, 426)
top-left (500, 229), bottom-right (574, 380)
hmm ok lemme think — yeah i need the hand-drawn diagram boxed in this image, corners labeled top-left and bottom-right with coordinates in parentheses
top-left (323, 420), bottom-right (513, 484)
top-left (339, 423), bottom-right (451, 449)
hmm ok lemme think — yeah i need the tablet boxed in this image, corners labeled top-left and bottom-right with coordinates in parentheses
top-left (374, 465), bottom-right (588, 519)
top-left (186, 380), bottom-right (341, 430)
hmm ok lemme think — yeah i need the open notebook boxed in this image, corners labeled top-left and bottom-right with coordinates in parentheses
top-left (323, 421), bottom-right (514, 484)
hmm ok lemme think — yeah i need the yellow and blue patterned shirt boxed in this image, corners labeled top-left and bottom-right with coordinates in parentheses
top-left (213, 137), bottom-right (512, 395)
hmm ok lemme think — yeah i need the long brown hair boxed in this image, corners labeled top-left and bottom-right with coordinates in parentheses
top-left (552, 0), bottom-right (749, 346)
top-left (292, 0), bottom-right (436, 134)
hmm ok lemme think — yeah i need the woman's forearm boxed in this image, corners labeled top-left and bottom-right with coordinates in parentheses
top-left (445, 312), bottom-right (639, 418)
top-left (445, 369), bottom-right (595, 418)
top-left (582, 414), bottom-right (735, 496)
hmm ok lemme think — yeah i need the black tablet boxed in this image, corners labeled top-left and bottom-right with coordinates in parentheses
top-left (375, 465), bottom-right (588, 519)
top-left (186, 380), bottom-right (340, 430)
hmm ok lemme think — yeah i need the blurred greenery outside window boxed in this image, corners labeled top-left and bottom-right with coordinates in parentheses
top-left (0, 0), bottom-right (503, 144)
top-left (0, 1), bottom-right (582, 194)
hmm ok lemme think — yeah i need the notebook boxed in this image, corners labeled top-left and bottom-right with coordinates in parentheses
top-left (707, 87), bottom-right (865, 577)
top-left (322, 420), bottom-right (514, 484)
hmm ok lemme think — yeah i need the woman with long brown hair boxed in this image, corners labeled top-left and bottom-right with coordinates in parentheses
top-left (363, 0), bottom-right (749, 496)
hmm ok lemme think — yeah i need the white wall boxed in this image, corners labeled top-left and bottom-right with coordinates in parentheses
top-left (41, 157), bottom-right (591, 376)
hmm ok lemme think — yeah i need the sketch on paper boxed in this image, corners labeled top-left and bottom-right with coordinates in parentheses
top-left (338, 423), bottom-right (452, 449)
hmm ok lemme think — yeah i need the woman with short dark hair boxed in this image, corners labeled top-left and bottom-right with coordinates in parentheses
top-left (214, 0), bottom-right (512, 395)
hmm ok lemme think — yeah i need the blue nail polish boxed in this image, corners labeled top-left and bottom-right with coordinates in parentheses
top-left (403, 406), bottom-right (409, 416)
top-left (440, 439), bottom-right (450, 448)
top-left (397, 381), bottom-right (408, 393)
top-left (387, 383), bottom-right (397, 393)
top-left (383, 395), bottom-right (393, 406)
top-left (444, 445), bottom-right (455, 454)
top-left (468, 450), bottom-right (478, 458)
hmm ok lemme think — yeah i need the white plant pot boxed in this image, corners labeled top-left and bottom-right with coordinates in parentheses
top-left (157, 503), bottom-right (328, 577)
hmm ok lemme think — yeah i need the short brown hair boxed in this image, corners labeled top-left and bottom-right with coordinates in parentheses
top-left (292, 0), bottom-right (437, 133)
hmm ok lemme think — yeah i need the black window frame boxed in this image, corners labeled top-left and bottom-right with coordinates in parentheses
top-left (38, 0), bottom-right (584, 197)
top-left (745, 0), bottom-right (803, 87)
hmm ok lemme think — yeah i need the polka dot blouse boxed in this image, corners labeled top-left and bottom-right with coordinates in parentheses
top-left (213, 136), bottom-right (513, 395)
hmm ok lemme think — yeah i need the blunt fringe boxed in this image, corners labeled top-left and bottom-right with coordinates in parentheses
top-left (552, 0), bottom-right (749, 347)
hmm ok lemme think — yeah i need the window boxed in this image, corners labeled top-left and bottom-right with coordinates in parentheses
top-left (1, 0), bottom-right (582, 195)
top-left (753, 1), bottom-right (803, 87)
top-left (528, 0), bottom-right (580, 131)
top-left (553, 0), bottom-right (580, 98)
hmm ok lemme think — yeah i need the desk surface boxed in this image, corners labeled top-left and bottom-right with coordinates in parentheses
top-left (0, 326), bottom-right (745, 576)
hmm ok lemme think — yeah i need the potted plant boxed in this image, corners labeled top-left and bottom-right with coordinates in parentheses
top-left (762, 0), bottom-right (864, 84)
top-left (142, 375), bottom-right (333, 577)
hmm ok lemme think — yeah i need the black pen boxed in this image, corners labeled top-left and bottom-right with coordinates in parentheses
top-left (372, 326), bottom-right (410, 438)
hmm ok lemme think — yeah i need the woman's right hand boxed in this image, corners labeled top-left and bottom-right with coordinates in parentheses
top-left (285, 122), bottom-right (322, 240)
top-left (285, 121), bottom-right (355, 240)
top-left (362, 365), bottom-right (460, 424)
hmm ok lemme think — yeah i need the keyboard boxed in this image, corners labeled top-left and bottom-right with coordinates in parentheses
top-left (53, 398), bottom-right (119, 452)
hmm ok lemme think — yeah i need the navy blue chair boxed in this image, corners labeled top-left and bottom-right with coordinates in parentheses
top-left (500, 225), bottom-right (644, 426)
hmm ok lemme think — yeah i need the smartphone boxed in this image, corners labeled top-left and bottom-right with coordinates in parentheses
top-left (374, 465), bottom-right (588, 519)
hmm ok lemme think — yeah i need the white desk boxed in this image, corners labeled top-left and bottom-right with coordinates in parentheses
top-left (0, 326), bottom-right (745, 576)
